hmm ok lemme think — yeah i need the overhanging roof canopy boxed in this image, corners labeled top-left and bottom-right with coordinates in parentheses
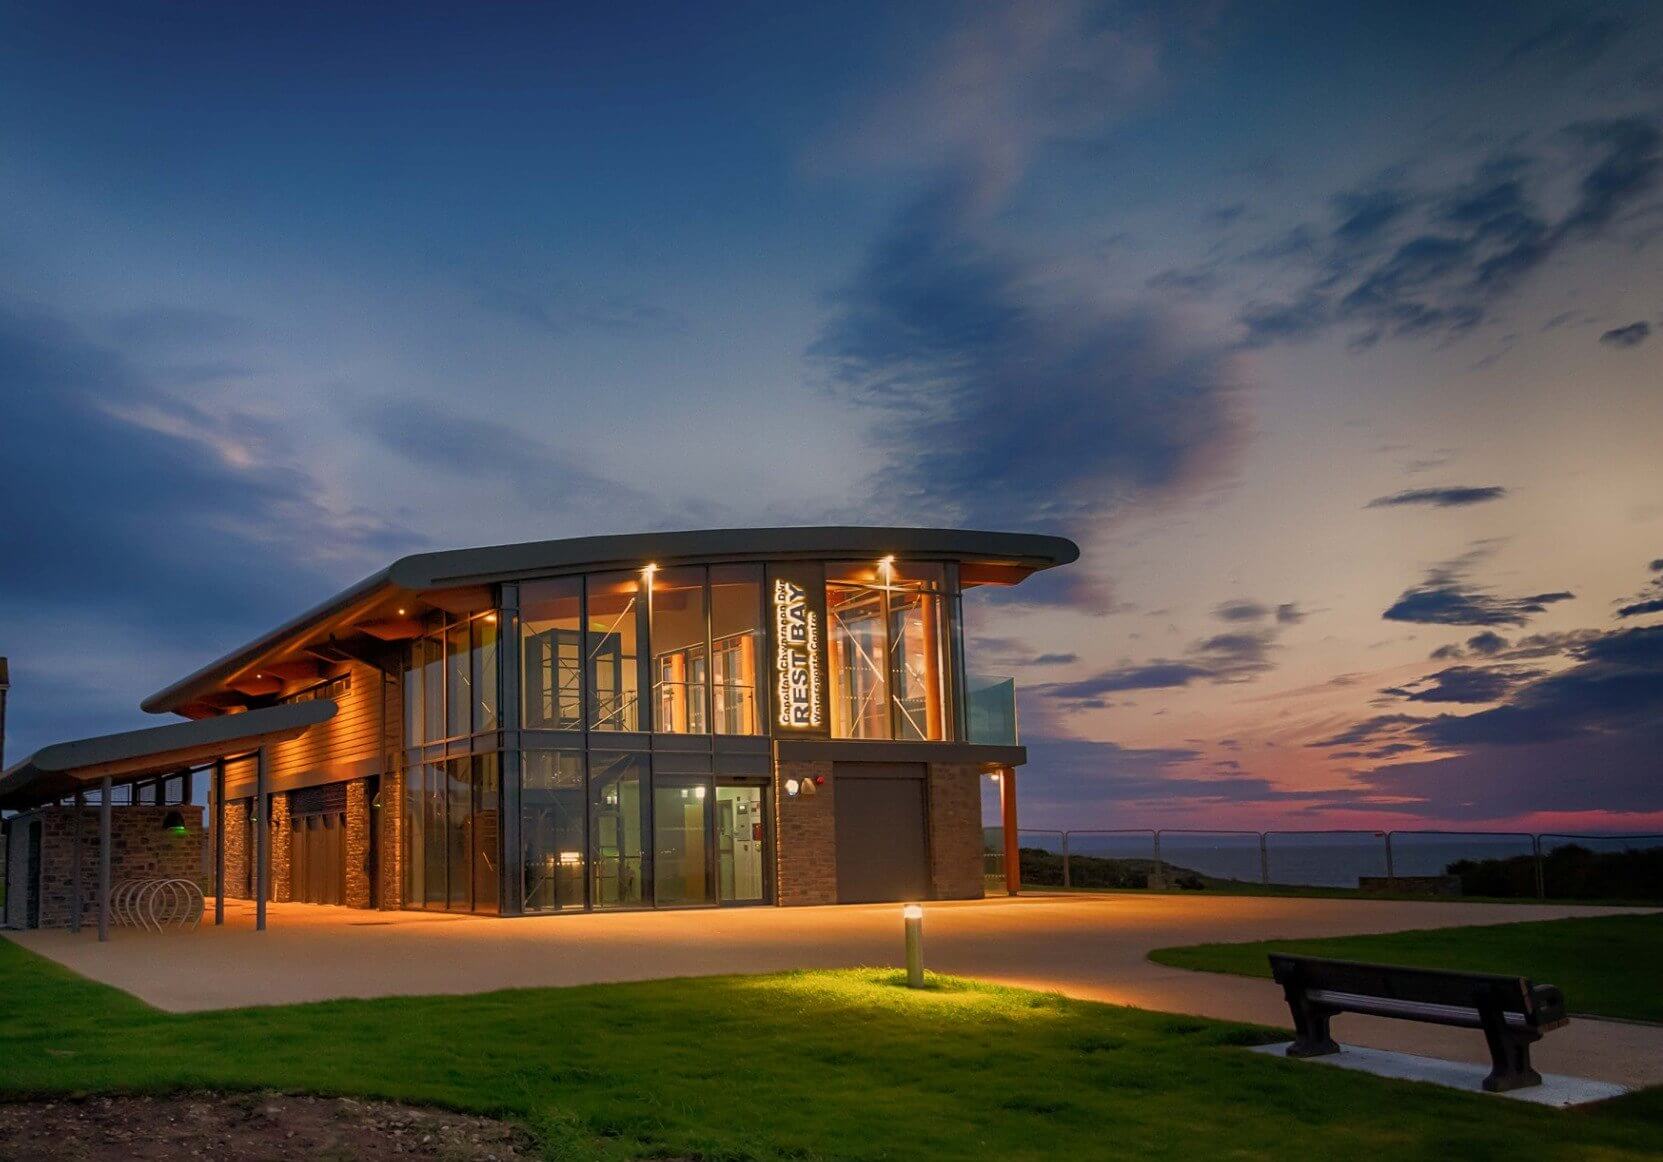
top-left (0, 700), bottom-right (337, 811)
top-left (142, 526), bottom-right (1079, 716)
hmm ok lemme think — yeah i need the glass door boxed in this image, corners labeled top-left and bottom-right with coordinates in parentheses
top-left (716, 784), bottom-right (767, 904)
top-left (653, 777), bottom-right (714, 906)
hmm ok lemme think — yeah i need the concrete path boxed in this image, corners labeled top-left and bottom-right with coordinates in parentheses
top-left (11, 892), bottom-right (1661, 1087)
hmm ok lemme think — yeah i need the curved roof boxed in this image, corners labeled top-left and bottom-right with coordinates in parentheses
top-left (142, 526), bottom-right (1077, 716)
top-left (0, 700), bottom-right (337, 810)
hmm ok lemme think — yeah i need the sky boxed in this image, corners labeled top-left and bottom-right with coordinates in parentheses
top-left (2, 1), bottom-right (1660, 834)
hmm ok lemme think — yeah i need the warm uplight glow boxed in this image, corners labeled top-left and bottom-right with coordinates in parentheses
top-left (397, 608), bottom-right (407, 616)
top-left (484, 612), bottom-right (497, 623)
top-left (902, 903), bottom-right (923, 920)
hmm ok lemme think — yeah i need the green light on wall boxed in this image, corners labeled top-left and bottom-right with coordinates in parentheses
top-left (161, 809), bottom-right (187, 836)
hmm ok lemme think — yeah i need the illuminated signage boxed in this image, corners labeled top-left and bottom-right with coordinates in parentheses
top-left (773, 578), bottom-right (823, 729)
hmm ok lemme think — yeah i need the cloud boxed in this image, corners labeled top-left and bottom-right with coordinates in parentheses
top-left (1215, 599), bottom-right (1270, 621)
top-left (1501, 13), bottom-right (1627, 74)
top-left (1344, 626), bottom-right (1663, 818)
top-left (1599, 320), bottom-right (1651, 348)
top-left (475, 282), bottom-right (686, 338)
top-left (1366, 485), bottom-right (1507, 508)
top-left (1237, 116), bottom-right (1663, 348)
top-left (1616, 554), bottom-right (1663, 618)
top-left (1381, 664), bottom-right (1545, 704)
top-left (1275, 602), bottom-right (1307, 625)
top-left (1310, 714), bottom-right (1424, 750)
top-left (813, 170), bottom-right (1243, 548)
top-left (1426, 629), bottom-right (1511, 660)
top-left (1040, 626), bottom-right (1280, 698)
top-left (1382, 545), bottom-right (1574, 627)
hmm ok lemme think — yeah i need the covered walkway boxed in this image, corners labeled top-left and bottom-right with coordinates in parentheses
top-left (0, 701), bottom-right (335, 938)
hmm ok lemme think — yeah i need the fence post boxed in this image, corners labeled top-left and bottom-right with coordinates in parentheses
top-left (1153, 830), bottom-right (1164, 889)
top-left (1259, 832), bottom-right (1269, 885)
top-left (1384, 832), bottom-right (1395, 887)
top-left (1533, 834), bottom-right (1545, 899)
top-left (1062, 831), bottom-right (1071, 889)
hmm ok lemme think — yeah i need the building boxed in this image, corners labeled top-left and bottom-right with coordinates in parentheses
top-left (1, 527), bottom-right (1076, 934)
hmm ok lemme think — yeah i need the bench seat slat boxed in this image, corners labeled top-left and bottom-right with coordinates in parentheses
top-left (1307, 989), bottom-right (1524, 1028)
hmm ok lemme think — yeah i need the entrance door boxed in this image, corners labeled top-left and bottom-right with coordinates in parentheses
top-left (653, 778), bottom-right (713, 906)
top-left (833, 763), bottom-right (929, 904)
top-left (289, 813), bottom-right (346, 906)
top-left (716, 785), bottom-right (766, 904)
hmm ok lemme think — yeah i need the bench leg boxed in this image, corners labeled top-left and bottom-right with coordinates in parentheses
top-left (1479, 1004), bottom-right (1543, 1092)
top-left (1282, 984), bottom-right (1339, 1057)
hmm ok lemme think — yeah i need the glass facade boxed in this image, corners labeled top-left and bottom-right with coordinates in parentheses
top-left (391, 554), bottom-right (970, 916)
top-left (827, 561), bottom-right (947, 741)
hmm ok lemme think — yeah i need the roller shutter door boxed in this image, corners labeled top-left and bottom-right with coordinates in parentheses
top-left (833, 763), bottom-right (928, 904)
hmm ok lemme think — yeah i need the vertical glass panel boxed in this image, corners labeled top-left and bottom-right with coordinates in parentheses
top-left (404, 765), bottom-right (425, 907)
top-left (653, 778), bottom-right (712, 905)
top-left (827, 582), bottom-right (889, 739)
top-left (522, 578), bottom-right (583, 730)
top-left (473, 613), bottom-right (500, 732)
top-left (472, 754), bottom-right (500, 913)
top-left (587, 572), bottom-right (641, 732)
top-left (589, 753), bottom-right (647, 907)
top-left (650, 566), bottom-right (708, 734)
top-left (447, 621), bottom-right (472, 739)
top-left (710, 565), bottom-right (762, 735)
top-left (716, 785), bottom-right (766, 903)
top-left (521, 751), bottom-right (586, 912)
top-left (403, 644), bottom-right (423, 747)
top-left (888, 565), bottom-right (944, 741)
top-left (423, 763), bottom-right (448, 908)
top-left (447, 758), bottom-right (471, 909)
top-left (421, 635), bottom-right (445, 743)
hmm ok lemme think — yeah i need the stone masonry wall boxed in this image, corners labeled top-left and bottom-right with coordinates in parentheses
top-left (345, 777), bottom-right (373, 909)
top-left (269, 792), bottom-right (292, 903)
top-left (774, 759), bottom-right (836, 906)
top-left (927, 763), bottom-right (986, 900)
top-left (379, 766), bottom-right (405, 909)
top-left (223, 798), bottom-right (250, 899)
top-left (21, 806), bottom-right (206, 929)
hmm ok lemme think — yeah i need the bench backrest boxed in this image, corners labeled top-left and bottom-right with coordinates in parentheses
top-left (1269, 954), bottom-right (1565, 1025)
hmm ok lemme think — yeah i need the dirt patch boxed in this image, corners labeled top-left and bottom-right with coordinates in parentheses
top-left (0, 1091), bottom-right (537, 1160)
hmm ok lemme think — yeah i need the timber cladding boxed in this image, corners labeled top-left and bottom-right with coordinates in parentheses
top-left (221, 661), bottom-right (387, 798)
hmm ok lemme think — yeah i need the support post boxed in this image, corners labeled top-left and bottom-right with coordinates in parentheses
top-left (1000, 767), bottom-right (1019, 896)
top-left (213, 759), bottom-right (226, 926)
top-left (1384, 831), bottom-right (1395, 887)
top-left (70, 790), bottom-right (83, 934)
top-left (255, 746), bottom-right (268, 932)
top-left (1061, 831), bottom-right (1071, 889)
top-left (97, 776), bottom-right (111, 942)
top-left (1533, 835), bottom-right (1546, 899)
top-left (1259, 832), bottom-right (1270, 885)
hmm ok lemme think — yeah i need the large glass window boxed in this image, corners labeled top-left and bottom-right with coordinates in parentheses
top-left (522, 578), bottom-right (583, 731)
top-left (653, 778), bottom-right (712, 905)
top-left (651, 567), bottom-right (708, 734)
top-left (827, 561), bottom-right (947, 741)
top-left (404, 611), bottom-right (500, 745)
top-left (710, 565), bottom-right (762, 735)
top-left (404, 755), bottom-right (499, 913)
top-left (589, 753), bottom-right (647, 907)
top-left (522, 751), bottom-right (586, 912)
top-left (446, 623), bottom-right (472, 740)
top-left (473, 615), bottom-right (500, 732)
top-left (421, 635), bottom-right (444, 743)
top-left (716, 784), bottom-right (766, 903)
top-left (587, 573), bottom-right (642, 732)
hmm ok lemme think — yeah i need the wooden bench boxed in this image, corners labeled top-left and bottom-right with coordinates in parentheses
top-left (1268, 954), bottom-right (1568, 1092)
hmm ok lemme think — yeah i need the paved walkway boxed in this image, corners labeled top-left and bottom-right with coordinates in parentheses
top-left (11, 893), bottom-right (1661, 1087)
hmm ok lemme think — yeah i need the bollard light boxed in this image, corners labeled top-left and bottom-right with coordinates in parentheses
top-left (903, 903), bottom-right (925, 987)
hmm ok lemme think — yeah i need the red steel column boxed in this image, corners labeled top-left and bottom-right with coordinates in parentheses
top-left (1001, 768), bottom-right (1020, 896)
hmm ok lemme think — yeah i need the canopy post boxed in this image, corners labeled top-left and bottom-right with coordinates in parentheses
top-left (97, 776), bottom-right (112, 942)
top-left (70, 789), bottom-right (84, 934)
top-left (213, 758), bottom-right (226, 926)
top-left (255, 745), bottom-right (268, 932)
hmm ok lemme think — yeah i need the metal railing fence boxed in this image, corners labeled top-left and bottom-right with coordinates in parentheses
top-left (983, 828), bottom-right (1663, 900)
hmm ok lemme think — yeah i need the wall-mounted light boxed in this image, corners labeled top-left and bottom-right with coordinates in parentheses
top-left (161, 809), bottom-right (187, 836)
top-left (784, 778), bottom-right (801, 797)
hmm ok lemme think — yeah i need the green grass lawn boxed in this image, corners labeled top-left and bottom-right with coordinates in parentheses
top-left (1150, 912), bottom-right (1663, 1023)
top-left (3, 938), bottom-right (1662, 1160)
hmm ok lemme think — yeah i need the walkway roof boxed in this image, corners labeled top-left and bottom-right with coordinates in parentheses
top-left (0, 701), bottom-right (337, 811)
top-left (142, 526), bottom-right (1079, 717)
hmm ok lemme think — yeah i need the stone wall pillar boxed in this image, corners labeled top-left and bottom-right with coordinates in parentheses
top-left (345, 778), bottom-right (373, 909)
top-left (773, 759), bottom-right (837, 906)
top-left (379, 766), bottom-right (404, 909)
top-left (223, 799), bottom-right (251, 900)
top-left (269, 792), bottom-right (291, 902)
top-left (927, 763), bottom-right (985, 900)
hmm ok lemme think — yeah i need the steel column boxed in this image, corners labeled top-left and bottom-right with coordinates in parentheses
top-left (213, 759), bottom-right (226, 925)
top-left (97, 776), bottom-right (111, 942)
top-left (1000, 768), bottom-right (1020, 895)
top-left (255, 746), bottom-right (268, 931)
